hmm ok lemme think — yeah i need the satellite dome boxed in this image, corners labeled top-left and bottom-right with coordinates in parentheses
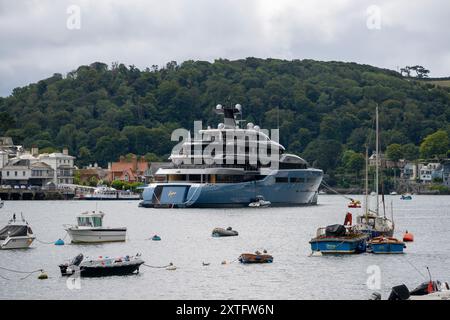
top-left (216, 104), bottom-right (223, 110)
top-left (235, 104), bottom-right (242, 111)
top-left (254, 125), bottom-right (260, 131)
top-left (218, 123), bottom-right (225, 129)
top-left (247, 123), bottom-right (254, 129)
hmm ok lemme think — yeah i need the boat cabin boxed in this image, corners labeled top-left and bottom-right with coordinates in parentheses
top-left (76, 211), bottom-right (104, 228)
top-left (356, 213), bottom-right (393, 232)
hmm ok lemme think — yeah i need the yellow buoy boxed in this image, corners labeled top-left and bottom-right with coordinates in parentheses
top-left (38, 271), bottom-right (48, 280)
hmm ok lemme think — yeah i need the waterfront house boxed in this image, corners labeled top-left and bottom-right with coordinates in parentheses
top-left (419, 163), bottom-right (441, 183)
top-left (0, 147), bottom-right (75, 186)
top-left (441, 160), bottom-right (450, 187)
top-left (77, 163), bottom-right (109, 184)
top-left (108, 155), bottom-right (149, 183)
top-left (369, 152), bottom-right (397, 168)
top-left (401, 162), bottom-right (418, 180)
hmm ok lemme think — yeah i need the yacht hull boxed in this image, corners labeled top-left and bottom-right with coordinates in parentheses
top-left (140, 170), bottom-right (323, 208)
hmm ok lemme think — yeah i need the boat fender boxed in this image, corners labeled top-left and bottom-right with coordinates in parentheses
top-left (38, 271), bottom-right (48, 280)
top-left (54, 239), bottom-right (65, 245)
top-left (166, 263), bottom-right (176, 271)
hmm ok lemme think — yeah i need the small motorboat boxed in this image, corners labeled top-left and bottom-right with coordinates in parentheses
top-left (390, 191), bottom-right (398, 195)
top-left (248, 195), bottom-right (271, 208)
top-left (309, 224), bottom-right (368, 254)
top-left (212, 227), bottom-right (238, 237)
top-left (367, 236), bottom-right (405, 254)
top-left (348, 199), bottom-right (361, 208)
top-left (239, 251), bottom-right (273, 264)
top-left (64, 210), bottom-right (126, 243)
top-left (0, 213), bottom-right (35, 250)
top-left (403, 230), bottom-right (414, 242)
top-left (373, 280), bottom-right (450, 300)
top-left (59, 253), bottom-right (144, 277)
top-left (151, 235), bottom-right (161, 241)
top-left (401, 194), bottom-right (412, 200)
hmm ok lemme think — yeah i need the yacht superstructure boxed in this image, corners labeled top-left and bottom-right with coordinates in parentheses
top-left (140, 104), bottom-right (323, 208)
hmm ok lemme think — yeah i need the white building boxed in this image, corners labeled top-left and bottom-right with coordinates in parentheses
top-left (419, 163), bottom-right (441, 183)
top-left (0, 148), bottom-right (75, 186)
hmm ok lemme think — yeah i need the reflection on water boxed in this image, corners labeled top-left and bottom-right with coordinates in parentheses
top-left (1, 195), bottom-right (449, 300)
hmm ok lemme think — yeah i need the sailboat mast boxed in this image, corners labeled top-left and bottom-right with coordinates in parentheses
top-left (365, 146), bottom-right (369, 218)
top-left (375, 105), bottom-right (379, 216)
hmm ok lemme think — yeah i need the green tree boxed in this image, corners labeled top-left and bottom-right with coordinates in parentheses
top-left (386, 144), bottom-right (403, 162)
top-left (420, 130), bottom-right (449, 159)
top-left (402, 144), bottom-right (419, 160)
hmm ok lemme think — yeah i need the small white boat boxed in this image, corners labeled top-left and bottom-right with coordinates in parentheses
top-left (248, 195), bottom-right (271, 208)
top-left (64, 210), bottom-right (126, 243)
top-left (390, 191), bottom-right (398, 195)
top-left (77, 186), bottom-right (141, 200)
top-left (0, 214), bottom-right (35, 250)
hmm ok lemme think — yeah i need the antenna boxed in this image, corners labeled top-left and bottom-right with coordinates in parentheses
top-left (427, 266), bottom-right (432, 282)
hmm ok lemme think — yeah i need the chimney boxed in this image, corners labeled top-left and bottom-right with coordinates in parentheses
top-left (31, 146), bottom-right (39, 156)
top-left (63, 147), bottom-right (69, 155)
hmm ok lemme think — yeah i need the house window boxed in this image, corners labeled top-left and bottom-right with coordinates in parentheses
top-left (23, 171), bottom-right (26, 176)
top-left (7, 171), bottom-right (9, 176)
top-left (15, 171), bottom-right (17, 176)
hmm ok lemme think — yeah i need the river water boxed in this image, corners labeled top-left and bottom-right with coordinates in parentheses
top-left (1, 195), bottom-right (449, 300)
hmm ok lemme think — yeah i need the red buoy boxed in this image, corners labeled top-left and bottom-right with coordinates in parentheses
top-left (403, 231), bottom-right (414, 242)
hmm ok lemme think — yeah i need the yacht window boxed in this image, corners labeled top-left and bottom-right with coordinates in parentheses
top-left (188, 174), bottom-right (201, 182)
top-left (77, 217), bottom-right (93, 227)
top-left (92, 217), bottom-right (102, 227)
top-left (275, 177), bottom-right (289, 183)
top-left (290, 177), bottom-right (304, 183)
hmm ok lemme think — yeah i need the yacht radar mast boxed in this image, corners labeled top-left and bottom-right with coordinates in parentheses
top-left (215, 104), bottom-right (242, 129)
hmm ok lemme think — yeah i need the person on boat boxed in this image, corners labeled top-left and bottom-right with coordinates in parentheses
top-left (344, 212), bottom-right (352, 226)
top-left (255, 250), bottom-right (261, 255)
top-left (13, 213), bottom-right (16, 221)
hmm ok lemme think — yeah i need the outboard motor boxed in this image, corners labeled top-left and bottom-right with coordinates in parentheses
top-left (388, 284), bottom-right (410, 300)
top-left (71, 253), bottom-right (84, 266)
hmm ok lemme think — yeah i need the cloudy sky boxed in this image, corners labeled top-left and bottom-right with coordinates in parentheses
top-left (0, 0), bottom-right (449, 96)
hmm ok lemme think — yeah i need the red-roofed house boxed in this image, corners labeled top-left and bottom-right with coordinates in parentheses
top-left (108, 155), bottom-right (150, 183)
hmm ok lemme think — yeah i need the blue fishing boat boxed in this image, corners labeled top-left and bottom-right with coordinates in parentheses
top-left (309, 224), bottom-right (368, 254)
top-left (400, 194), bottom-right (412, 200)
top-left (367, 236), bottom-right (405, 254)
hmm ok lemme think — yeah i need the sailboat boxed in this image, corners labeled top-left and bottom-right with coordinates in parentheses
top-left (354, 106), bottom-right (394, 238)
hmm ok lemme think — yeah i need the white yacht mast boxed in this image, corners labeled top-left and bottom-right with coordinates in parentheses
top-left (375, 105), bottom-right (379, 216)
top-left (365, 146), bottom-right (369, 218)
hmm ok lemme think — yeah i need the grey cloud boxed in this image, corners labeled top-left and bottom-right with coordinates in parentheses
top-left (0, 0), bottom-right (449, 96)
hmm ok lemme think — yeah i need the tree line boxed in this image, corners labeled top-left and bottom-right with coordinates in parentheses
top-left (0, 58), bottom-right (449, 183)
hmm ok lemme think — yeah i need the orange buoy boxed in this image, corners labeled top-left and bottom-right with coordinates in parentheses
top-left (403, 231), bottom-right (414, 242)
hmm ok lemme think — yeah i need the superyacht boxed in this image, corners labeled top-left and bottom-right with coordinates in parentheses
top-left (140, 104), bottom-right (323, 208)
